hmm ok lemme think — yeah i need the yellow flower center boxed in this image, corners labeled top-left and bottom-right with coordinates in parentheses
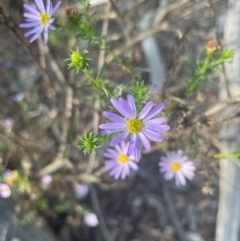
top-left (71, 51), bottom-right (82, 64)
top-left (127, 119), bottom-right (143, 134)
top-left (40, 13), bottom-right (50, 26)
top-left (118, 154), bottom-right (129, 164)
top-left (170, 162), bottom-right (181, 172)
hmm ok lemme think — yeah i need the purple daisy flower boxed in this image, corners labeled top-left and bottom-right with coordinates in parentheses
top-left (74, 183), bottom-right (89, 199)
top-left (0, 183), bottom-right (11, 198)
top-left (104, 141), bottom-right (138, 180)
top-left (159, 150), bottom-right (196, 186)
top-left (99, 94), bottom-right (170, 160)
top-left (84, 213), bottom-right (99, 227)
top-left (3, 169), bottom-right (12, 178)
top-left (12, 93), bottom-right (25, 102)
top-left (1, 118), bottom-right (14, 128)
top-left (40, 174), bottom-right (53, 186)
top-left (19, 0), bottom-right (62, 44)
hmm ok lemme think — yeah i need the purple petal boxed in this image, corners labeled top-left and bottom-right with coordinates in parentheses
top-left (142, 129), bottom-right (164, 142)
top-left (24, 25), bottom-right (43, 37)
top-left (143, 103), bottom-right (165, 121)
top-left (24, 13), bottom-right (40, 20)
top-left (139, 101), bottom-right (153, 120)
top-left (19, 21), bottom-right (40, 28)
top-left (127, 95), bottom-right (137, 117)
top-left (48, 24), bottom-right (56, 30)
top-left (110, 130), bottom-right (129, 147)
top-left (99, 123), bottom-right (126, 130)
top-left (29, 29), bottom-right (42, 43)
top-left (24, 3), bottom-right (39, 15)
top-left (34, 0), bottom-right (45, 12)
top-left (119, 97), bottom-right (135, 118)
top-left (144, 117), bottom-right (166, 125)
top-left (51, 1), bottom-right (62, 15)
top-left (110, 98), bottom-right (128, 117)
top-left (134, 149), bottom-right (141, 162)
top-left (103, 111), bottom-right (126, 124)
top-left (46, 0), bottom-right (51, 13)
top-left (101, 129), bottom-right (121, 135)
top-left (127, 134), bottom-right (137, 156)
top-left (138, 133), bottom-right (151, 152)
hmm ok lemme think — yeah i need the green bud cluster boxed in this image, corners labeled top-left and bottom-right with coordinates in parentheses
top-left (66, 49), bottom-right (90, 73)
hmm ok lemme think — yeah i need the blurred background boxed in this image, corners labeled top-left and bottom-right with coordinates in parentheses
top-left (0, 0), bottom-right (235, 241)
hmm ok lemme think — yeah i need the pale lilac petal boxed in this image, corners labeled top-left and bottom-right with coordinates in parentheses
top-left (51, 1), bottom-right (62, 15)
top-left (164, 170), bottom-right (174, 180)
top-left (145, 123), bottom-right (170, 132)
top-left (142, 129), bottom-right (164, 142)
top-left (127, 95), bottom-right (137, 117)
top-left (139, 101), bottom-right (153, 120)
top-left (175, 172), bottom-right (186, 186)
top-left (143, 103), bottom-right (165, 121)
top-left (182, 169), bottom-right (195, 179)
top-left (120, 141), bottom-right (127, 152)
top-left (114, 144), bottom-right (122, 154)
top-left (177, 150), bottom-right (183, 156)
top-left (24, 3), bottom-right (39, 15)
top-left (103, 111), bottom-right (126, 124)
top-left (138, 133), bottom-right (151, 152)
top-left (34, 0), bottom-right (45, 12)
top-left (114, 167), bottom-right (123, 179)
top-left (110, 130), bottom-right (129, 147)
top-left (43, 28), bottom-right (48, 44)
top-left (99, 123), bottom-right (126, 130)
top-left (129, 161), bottom-right (138, 170)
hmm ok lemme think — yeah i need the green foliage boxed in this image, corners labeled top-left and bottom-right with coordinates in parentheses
top-left (54, 202), bottom-right (70, 214)
top-left (214, 149), bottom-right (240, 160)
top-left (37, 199), bottom-right (49, 211)
top-left (0, 142), bottom-right (9, 153)
top-left (186, 48), bottom-right (233, 93)
top-left (65, 49), bottom-right (90, 73)
top-left (78, 132), bottom-right (105, 155)
top-left (130, 81), bottom-right (149, 112)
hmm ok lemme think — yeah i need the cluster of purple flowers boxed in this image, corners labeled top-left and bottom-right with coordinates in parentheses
top-left (100, 95), bottom-right (196, 186)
